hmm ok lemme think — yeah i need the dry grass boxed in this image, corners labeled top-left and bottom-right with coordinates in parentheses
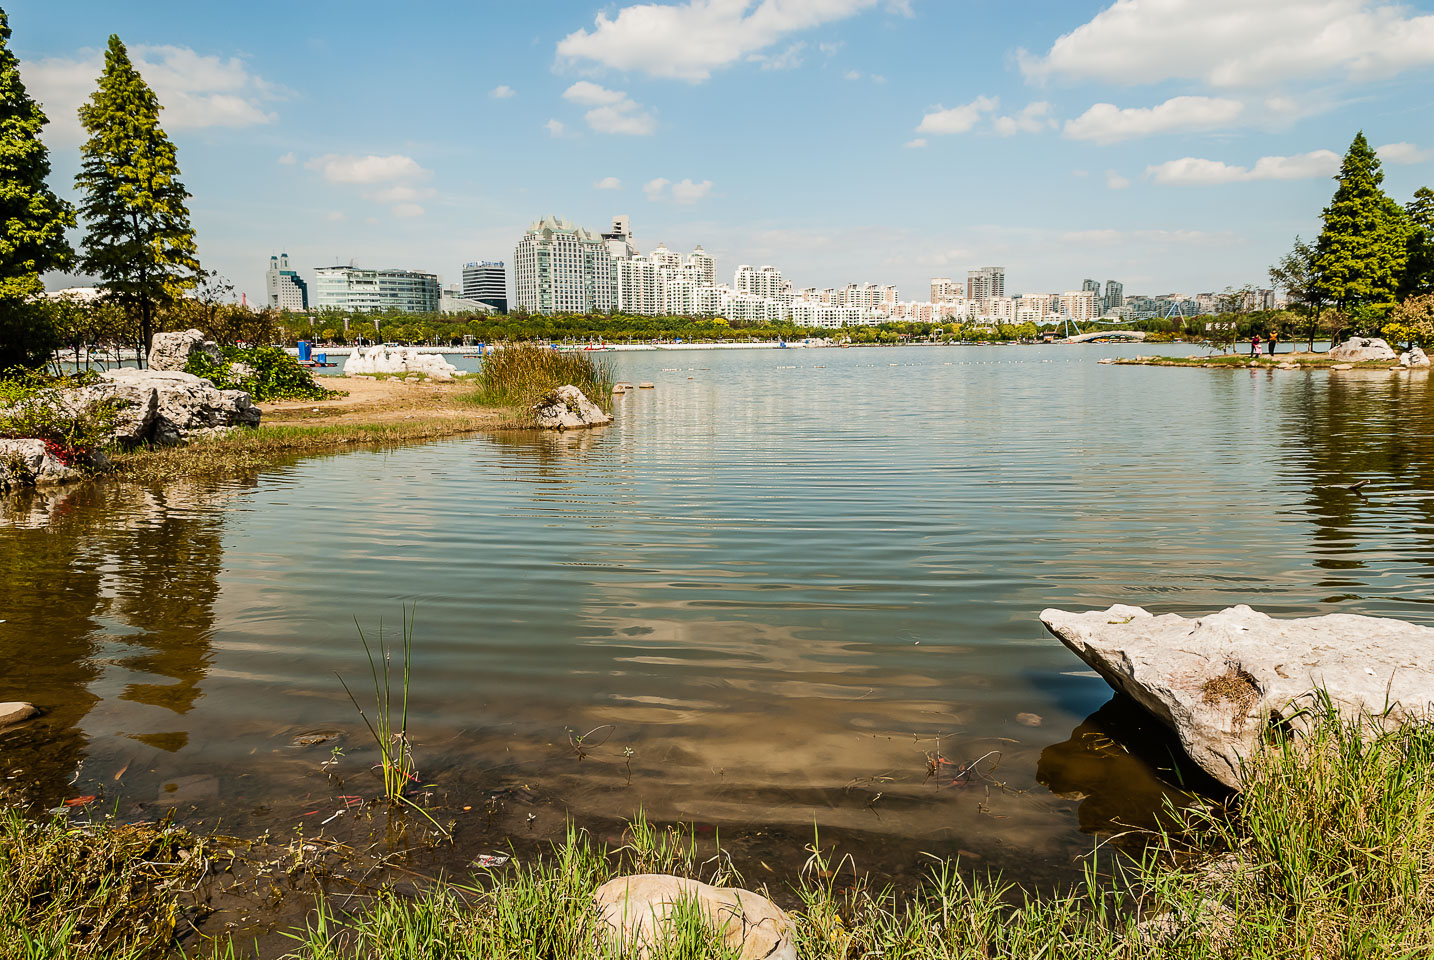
top-left (464, 345), bottom-right (615, 418)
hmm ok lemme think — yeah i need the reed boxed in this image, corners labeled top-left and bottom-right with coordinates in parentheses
top-left (463, 344), bottom-right (614, 416)
top-left (337, 609), bottom-right (417, 804)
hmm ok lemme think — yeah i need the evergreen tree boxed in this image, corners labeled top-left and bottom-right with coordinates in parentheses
top-left (1313, 132), bottom-right (1410, 319)
top-left (0, 7), bottom-right (75, 370)
top-left (75, 35), bottom-right (198, 354)
top-left (1402, 186), bottom-right (1434, 299)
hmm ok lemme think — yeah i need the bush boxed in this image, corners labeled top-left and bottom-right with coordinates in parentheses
top-left (466, 345), bottom-right (613, 413)
top-left (0, 369), bottom-right (118, 466)
top-left (185, 345), bottom-right (328, 402)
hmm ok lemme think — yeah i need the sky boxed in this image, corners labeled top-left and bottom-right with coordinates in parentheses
top-left (12, 0), bottom-right (1434, 304)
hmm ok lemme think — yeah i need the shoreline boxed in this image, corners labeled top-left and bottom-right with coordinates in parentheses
top-left (1104, 350), bottom-right (1424, 371)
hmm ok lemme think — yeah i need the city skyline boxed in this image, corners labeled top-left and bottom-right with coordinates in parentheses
top-left (14, 0), bottom-right (1434, 304)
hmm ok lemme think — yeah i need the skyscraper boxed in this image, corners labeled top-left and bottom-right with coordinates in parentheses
top-left (314, 265), bottom-right (440, 313)
top-left (266, 253), bottom-right (308, 311)
top-left (1104, 280), bottom-right (1124, 312)
top-left (966, 266), bottom-right (1005, 308)
top-left (513, 215), bottom-right (616, 315)
top-left (461, 261), bottom-right (508, 312)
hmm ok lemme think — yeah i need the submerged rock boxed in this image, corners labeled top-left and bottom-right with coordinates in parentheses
top-left (533, 385), bottom-right (611, 430)
top-left (148, 328), bottom-right (220, 372)
top-left (593, 874), bottom-right (795, 960)
top-left (0, 701), bottom-right (39, 726)
top-left (1329, 336), bottom-right (1397, 363)
top-left (1040, 604), bottom-right (1434, 789)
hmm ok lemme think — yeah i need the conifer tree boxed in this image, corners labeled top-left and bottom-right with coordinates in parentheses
top-left (0, 7), bottom-right (75, 370)
top-left (1313, 132), bottom-right (1410, 319)
top-left (1402, 186), bottom-right (1434, 299)
top-left (75, 35), bottom-right (199, 354)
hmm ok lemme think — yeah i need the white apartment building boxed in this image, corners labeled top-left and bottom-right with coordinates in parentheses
top-left (513, 215), bottom-right (616, 314)
top-left (616, 256), bottom-right (663, 315)
top-left (790, 301), bottom-right (862, 328)
top-left (930, 278), bottom-right (960, 302)
top-left (734, 264), bottom-right (787, 300)
top-left (685, 246), bottom-right (716, 287)
top-left (266, 253), bottom-right (309, 311)
top-left (649, 242), bottom-right (684, 274)
top-left (1059, 290), bottom-right (1100, 320)
top-left (314, 265), bottom-right (441, 313)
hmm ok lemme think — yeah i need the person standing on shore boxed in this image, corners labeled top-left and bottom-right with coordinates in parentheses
top-left (1251, 333), bottom-right (1261, 356)
top-left (1268, 332), bottom-right (1278, 356)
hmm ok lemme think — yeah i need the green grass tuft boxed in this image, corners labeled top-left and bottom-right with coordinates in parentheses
top-left (463, 345), bottom-right (614, 417)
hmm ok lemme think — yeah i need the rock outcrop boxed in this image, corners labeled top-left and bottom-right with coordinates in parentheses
top-left (67, 369), bottom-right (259, 447)
top-left (593, 874), bottom-right (795, 960)
top-left (1328, 336), bottom-right (1397, 363)
top-left (0, 702), bottom-right (39, 726)
top-left (533, 385), bottom-right (612, 430)
top-left (0, 439), bottom-right (98, 489)
top-left (345, 345), bottom-right (458, 380)
top-left (1401, 346), bottom-right (1430, 368)
top-left (1040, 604), bottom-right (1434, 789)
top-left (148, 328), bottom-right (220, 372)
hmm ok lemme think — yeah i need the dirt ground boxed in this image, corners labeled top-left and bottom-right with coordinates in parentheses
top-left (260, 375), bottom-right (518, 428)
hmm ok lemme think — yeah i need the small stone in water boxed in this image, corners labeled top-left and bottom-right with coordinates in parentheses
top-left (1016, 712), bottom-right (1043, 727)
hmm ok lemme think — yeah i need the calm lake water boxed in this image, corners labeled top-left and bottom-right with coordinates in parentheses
top-left (4, 343), bottom-right (1434, 888)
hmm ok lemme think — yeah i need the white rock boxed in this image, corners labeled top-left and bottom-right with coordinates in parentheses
top-left (533, 385), bottom-right (612, 430)
top-left (344, 345), bottom-right (457, 380)
top-left (1328, 336), bottom-right (1397, 363)
top-left (1401, 346), bottom-right (1430, 368)
top-left (95, 369), bottom-right (259, 445)
top-left (148, 329), bottom-right (220, 372)
top-left (0, 439), bottom-right (87, 489)
top-left (0, 702), bottom-right (39, 725)
top-left (1040, 604), bottom-right (1434, 789)
top-left (593, 874), bottom-right (795, 960)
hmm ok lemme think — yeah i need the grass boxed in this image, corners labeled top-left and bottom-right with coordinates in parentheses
top-left (464, 345), bottom-right (615, 417)
top-left (1114, 352), bottom-right (1405, 369)
top-left (3, 700), bottom-right (1432, 958)
top-left (337, 610), bottom-right (418, 805)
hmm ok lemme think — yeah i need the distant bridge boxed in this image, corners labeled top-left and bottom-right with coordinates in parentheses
top-left (1061, 330), bottom-right (1147, 343)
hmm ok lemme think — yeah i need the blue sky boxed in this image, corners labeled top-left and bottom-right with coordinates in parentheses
top-left (14, 0), bottom-right (1434, 304)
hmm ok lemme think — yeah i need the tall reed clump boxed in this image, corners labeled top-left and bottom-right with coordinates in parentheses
top-left (338, 609), bottom-right (417, 805)
top-left (464, 345), bottom-right (614, 416)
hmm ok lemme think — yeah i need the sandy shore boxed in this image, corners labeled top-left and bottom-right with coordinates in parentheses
top-left (260, 375), bottom-right (519, 428)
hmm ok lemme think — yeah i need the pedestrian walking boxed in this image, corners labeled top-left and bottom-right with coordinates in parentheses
top-left (1251, 333), bottom-right (1261, 356)
top-left (1268, 332), bottom-right (1278, 356)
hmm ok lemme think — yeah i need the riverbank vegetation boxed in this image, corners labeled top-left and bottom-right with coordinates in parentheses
top-left (3, 703), bottom-right (1430, 958)
top-left (465, 344), bottom-right (614, 413)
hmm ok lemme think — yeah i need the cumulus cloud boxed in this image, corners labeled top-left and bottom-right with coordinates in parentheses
top-left (643, 177), bottom-right (712, 203)
top-left (1146, 149), bottom-right (1341, 185)
top-left (643, 177), bottom-right (670, 201)
top-left (1106, 170), bottom-right (1132, 189)
top-left (1020, 0), bottom-right (1434, 88)
top-left (595, 176), bottom-right (623, 189)
top-left (844, 69), bottom-right (862, 80)
top-left (391, 203), bottom-right (425, 219)
top-left (277, 152), bottom-right (296, 165)
top-left (916, 95), bottom-right (998, 135)
top-left (490, 85), bottom-right (515, 99)
top-left (994, 101), bottom-right (1054, 136)
top-left (756, 42), bottom-right (806, 70)
top-left (1065, 96), bottom-right (1244, 144)
top-left (556, 0), bottom-right (883, 81)
top-left (545, 119), bottom-right (567, 137)
top-left (1377, 142), bottom-right (1431, 165)
top-left (904, 138), bottom-right (927, 149)
top-left (304, 153), bottom-right (433, 218)
top-left (562, 81), bottom-right (656, 135)
top-left (24, 44), bottom-right (279, 145)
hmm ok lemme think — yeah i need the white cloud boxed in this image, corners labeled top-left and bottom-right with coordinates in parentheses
top-left (545, 118), bottom-right (567, 137)
top-left (490, 85), bottom-right (515, 99)
top-left (1065, 96), bottom-right (1244, 144)
top-left (391, 203), bottom-right (425, 219)
top-left (1106, 170), bottom-right (1132, 189)
top-left (277, 151), bottom-right (296, 165)
top-left (818, 41), bottom-right (844, 56)
top-left (1021, 0), bottom-right (1434, 88)
top-left (595, 176), bottom-right (623, 189)
top-left (844, 69), bottom-right (862, 80)
top-left (1377, 142), bottom-right (1431, 165)
top-left (994, 101), bottom-right (1054, 136)
top-left (325, 211), bottom-right (344, 222)
top-left (671, 178), bottom-right (713, 203)
top-left (757, 42), bottom-right (805, 70)
top-left (306, 154), bottom-right (428, 184)
top-left (870, 74), bottom-right (887, 83)
top-left (904, 138), bottom-right (927, 149)
top-left (916, 95), bottom-right (998, 135)
top-left (1059, 228), bottom-right (1228, 245)
top-left (1146, 149), bottom-right (1341, 185)
top-left (643, 177), bottom-right (670, 201)
top-left (562, 81), bottom-right (656, 135)
top-left (556, 0), bottom-right (882, 81)
top-left (24, 44), bottom-right (279, 145)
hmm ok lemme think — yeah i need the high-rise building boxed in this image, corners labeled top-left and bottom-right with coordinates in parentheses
top-left (602, 214), bottom-right (640, 261)
top-left (735, 264), bottom-right (786, 300)
top-left (966, 266), bottom-right (1005, 307)
top-left (685, 246), bottom-right (715, 287)
top-left (1060, 290), bottom-right (1100, 320)
top-left (617, 256), bottom-right (662, 315)
top-left (513, 215), bottom-right (616, 315)
top-left (461, 261), bottom-right (508, 312)
top-left (1104, 280), bottom-right (1124, 313)
top-left (266, 253), bottom-right (309, 311)
top-left (313, 265), bottom-right (440, 313)
top-left (649, 242), bottom-right (683, 274)
top-left (931, 278), bottom-right (959, 302)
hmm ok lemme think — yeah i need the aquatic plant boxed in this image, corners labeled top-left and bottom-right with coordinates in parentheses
top-left (464, 344), bottom-right (614, 415)
top-left (337, 609), bottom-right (418, 806)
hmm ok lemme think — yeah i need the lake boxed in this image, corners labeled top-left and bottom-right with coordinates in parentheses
top-left (4, 343), bottom-right (1433, 890)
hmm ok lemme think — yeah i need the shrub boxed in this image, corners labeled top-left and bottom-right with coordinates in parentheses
top-left (185, 344), bottom-right (328, 402)
top-left (0, 369), bottom-right (118, 466)
top-left (465, 345), bottom-right (613, 413)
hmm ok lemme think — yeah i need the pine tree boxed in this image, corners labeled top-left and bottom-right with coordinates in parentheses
top-left (0, 7), bottom-right (75, 370)
top-left (1313, 132), bottom-right (1411, 318)
top-left (75, 35), bottom-right (199, 354)
top-left (1402, 186), bottom-right (1434, 299)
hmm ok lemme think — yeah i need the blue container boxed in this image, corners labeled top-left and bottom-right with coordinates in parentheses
top-left (297, 340), bottom-right (312, 362)
top-left (316, 353), bottom-right (327, 365)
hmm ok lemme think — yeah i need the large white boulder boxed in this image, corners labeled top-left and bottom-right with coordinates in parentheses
top-left (1401, 346), bottom-right (1430, 368)
top-left (0, 438), bottom-right (93, 488)
top-left (345, 345), bottom-right (457, 380)
top-left (593, 874), bottom-right (795, 960)
top-left (1329, 336), bottom-right (1397, 363)
top-left (1040, 604), bottom-right (1434, 789)
top-left (148, 328), bottom-right (220, 372)
top-left (85, 369), bottom-right (259, 445)
top-left (533, 385), bottom-right (612, 430)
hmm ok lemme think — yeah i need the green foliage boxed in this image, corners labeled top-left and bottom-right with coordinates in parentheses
top-left (1403, 186), bottom-right (1434, 299)
top-left (1384, 293), bottom-right (1434, 348)
top-left (1314, 132), bottom-right (1412, 312)
top-left (467, 344), bottom-right (615, 414)
top-left (185, 344), bottom-right (327, 402)
top-left (0, 9), bottom-right (74, 305)
top-left (74, 35), bottom-right (199, 352)
top-left (0, 369), bottom-right (117, 466)
top-left (0, 297), bottom-right (57, 370)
